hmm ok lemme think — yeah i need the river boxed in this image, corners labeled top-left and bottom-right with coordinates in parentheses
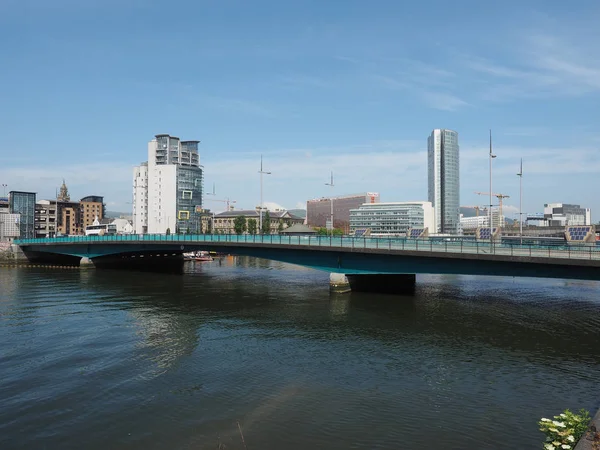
top-left (1, 257), bottom-right (599, 449)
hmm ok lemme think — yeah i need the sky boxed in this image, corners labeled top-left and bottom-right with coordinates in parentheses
top-left (1, 0), bottom-right (599, 219)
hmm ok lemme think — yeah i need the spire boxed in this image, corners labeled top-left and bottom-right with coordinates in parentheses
top-left (58, 179), bottom-right (70, 202)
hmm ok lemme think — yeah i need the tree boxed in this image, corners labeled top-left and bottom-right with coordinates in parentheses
top-left (233, 215), bottom-right (247, 235)
top-left (278, 220), bottom-right (284, 233)
top-left (186, 226), bottom-right (191, 234)
top-left (262, 210), bottom-right (271, 235)
top-left (206, 219), bottom-right (212, 234)
top-left (166, 227), bottom-right (171, 235)
top-left (247, 218), bottom-right (257, 235)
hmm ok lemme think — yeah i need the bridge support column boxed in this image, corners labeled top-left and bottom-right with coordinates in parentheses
top-left (345, 274), bottom-right (416, 295)
top-left (329, 273), bottom-right (351, 294)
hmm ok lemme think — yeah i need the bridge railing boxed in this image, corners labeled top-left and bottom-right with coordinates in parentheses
top-left (14, 234), bottom-right (600, 261)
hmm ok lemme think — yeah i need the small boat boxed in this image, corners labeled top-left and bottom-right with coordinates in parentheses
top-left (183, 251), bottom-right (213, 262)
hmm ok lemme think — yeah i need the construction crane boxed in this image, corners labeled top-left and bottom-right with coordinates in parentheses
top-left (474, 192), bottom-right (510, 226)
top-left (462, 205), bottom-right (487, 217)
top-left (206, 197), bottom-right (237, 211)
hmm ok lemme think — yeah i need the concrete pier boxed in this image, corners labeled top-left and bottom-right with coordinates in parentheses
top-left (346, 273), bottom-right (416, 295)
top-left (329, 273), bottom-right (351, 294)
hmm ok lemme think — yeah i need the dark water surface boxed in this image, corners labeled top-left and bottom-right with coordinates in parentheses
top-left (1, 257), bottom-right (600, 449)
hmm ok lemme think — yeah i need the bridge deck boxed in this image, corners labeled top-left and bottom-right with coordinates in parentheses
top-left (15, 234), bottom-right (600, 263)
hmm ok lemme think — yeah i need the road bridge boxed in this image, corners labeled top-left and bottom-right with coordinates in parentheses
top-left (14, 234), bottom-right (600, 293)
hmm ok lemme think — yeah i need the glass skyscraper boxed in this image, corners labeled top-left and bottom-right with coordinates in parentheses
top-left (9, 191), bottom-right (36, 239)
top-left (427, 129), bottom-right (460, 234)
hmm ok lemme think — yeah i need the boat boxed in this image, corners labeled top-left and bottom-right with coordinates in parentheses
top-left (183, 251), bottom-right (213, 262)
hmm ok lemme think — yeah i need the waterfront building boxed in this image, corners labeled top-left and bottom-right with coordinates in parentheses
top-left (460, 210), bottom-right (504, 230)
top-left (35, 200), bottom-right (57, 238)
top-left (9, 191), bottom-right (36, 239)
top-left (133, 134), bottom-right (204, 234)
top-left (110, 218), bottom-right (134, 234)
top-left (349, 202), bottom-right (434, 236)
top-left (56, 201), bottom-right (82, 235)
top-left (307, 192), bottom-right (380, 232)
top-left (542, 203), bottom-right (591, 227)
top-left (213, 209), bottom-right (304, 235)
top-left (0, 196), bottom-right (8, 213)
top-left (0, 213), bottom-right (20, 241)
top-left (80, 196), bottom-right (105, 231)
top-left (428, 129), bottom-right (460, 234)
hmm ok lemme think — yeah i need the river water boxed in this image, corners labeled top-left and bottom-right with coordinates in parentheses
top-left (1, 257), bottom-right (600, 449)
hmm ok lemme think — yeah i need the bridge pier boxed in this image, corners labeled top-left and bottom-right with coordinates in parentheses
top-left (344, 273), bottom-right (416, 295)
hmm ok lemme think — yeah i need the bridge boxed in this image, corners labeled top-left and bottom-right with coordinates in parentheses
top-left (14, 234), bottom-right (600, 294)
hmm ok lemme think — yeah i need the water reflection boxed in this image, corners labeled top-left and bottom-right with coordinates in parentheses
top-left (2, 260), bottom-right (600, 450)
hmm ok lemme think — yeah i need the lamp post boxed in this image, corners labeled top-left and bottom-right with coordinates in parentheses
top-left (325, 171), bottom-right (334, 235)
top-left (258, 155), bottom-right (271, 234)
top-left (489, 130), bottom-right (496, 250)
top-left (517, 158), bottom-right (523, 245)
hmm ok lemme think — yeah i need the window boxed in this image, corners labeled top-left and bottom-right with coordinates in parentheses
top-left (181, 190), bottom-right (192, 200)
top-left (178, 211), bottom-right (190, 220)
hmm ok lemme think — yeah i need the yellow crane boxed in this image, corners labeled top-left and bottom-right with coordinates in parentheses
top-left (474, 192), bottom-right (510, 226)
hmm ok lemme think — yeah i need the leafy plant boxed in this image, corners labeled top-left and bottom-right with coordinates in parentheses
top-left (539, 409), bottom-right (590, 450)
top-left (261, 210), bottom-right (271, 235)
top-left (233, 215), bottom-right (247, 235)
top-left (247, 218), bottom-right (257, 235)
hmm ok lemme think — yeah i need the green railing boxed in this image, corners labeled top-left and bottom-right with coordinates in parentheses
top-left (14, 234), bottom-right (600, 261)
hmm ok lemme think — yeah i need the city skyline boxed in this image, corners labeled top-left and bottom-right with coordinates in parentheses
top-left (1, 1), bottom-right (599, 217)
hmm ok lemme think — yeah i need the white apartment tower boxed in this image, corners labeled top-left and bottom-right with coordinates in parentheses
top-left (133, 134), bottom-right (203, 234)
top-left (427, 129), bottom-right (460, 234)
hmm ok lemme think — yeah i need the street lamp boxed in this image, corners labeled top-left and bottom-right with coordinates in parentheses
top-left (489, 130), bottom-right (496, 250)
top-left (325, 171), bottom-right (334, 235)
top-left (258, 155), bottom-right (271, 234)
top-left (517, 158), bottom-right (523, 245)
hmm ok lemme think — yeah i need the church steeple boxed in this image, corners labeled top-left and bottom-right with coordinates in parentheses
top-left (57, 179), bottom-right (70, 202)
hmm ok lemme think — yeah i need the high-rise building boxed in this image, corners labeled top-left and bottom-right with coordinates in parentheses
top-left (35, 200), bottom-right (57, 238)
top-left (133, 134), bottom-right (203, 234)
top-left (9, 191), bottom-right (36, 239)
top-left (428, 129), bottom-right (460, 234)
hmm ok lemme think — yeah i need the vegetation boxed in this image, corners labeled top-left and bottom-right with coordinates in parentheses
top-left (186, 226), bottom-right (191, 234)
top-left (166, 227), bottom-right (171, 235)
top-left (315, 227), bottom-right (343, 236)
top-left (261, 210), bottom-right (271, 235)
top-left (233, 215), bottom-right (247, 235)
top-left (247, 218), bottom-right (257, 235)
top-left (278, 220), bottom-right (284, 233)
top-left (205, 220), bottom-right (212, 234)
top-left (539, 409), bottom-right (590, 450)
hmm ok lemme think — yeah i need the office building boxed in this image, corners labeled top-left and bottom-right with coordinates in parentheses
top-left (9, 191), bottom-right (36, 239)
top-left (428, 129), bottom-right (460, 234)
top-left (0, 213), bottom-right (20, 241)
top-left (543, 203), bottom-right (591, 227)
top-left (35, 200), bottom-right (58, 238)
top-left (307, 192), bottom-right (380, 232)
top-left (460, 210), bottom-right (504, 230)
top-left (133, 134), bottom-right (204, 234)
top-left (349, 202), bottom-right (434, 236)
top-left (80, 195), bottom-right (105, 231)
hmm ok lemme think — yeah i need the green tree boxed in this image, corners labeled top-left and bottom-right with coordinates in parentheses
top-left (233, 215), bottom-right (247, 235)
top-left (247, 218), bottom-right (257, 235)
top-left (186, 226), bottom-right (191, 234)
top-left (261, 210), bottom-right (271, 235)
top-left (166, 227), bottom-right (171, 235)
top-left (206, 219), bottom-right (212, 234)
top-left (278, 220), bottom-right (284, 233)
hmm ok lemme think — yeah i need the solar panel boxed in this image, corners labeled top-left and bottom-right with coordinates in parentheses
top-left (354, 228), bottom-right (367, 237)
top-left (408, 228), bottom-right (424, 238)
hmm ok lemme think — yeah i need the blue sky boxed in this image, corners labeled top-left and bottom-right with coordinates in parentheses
top-left (1, 0), bottom-right (599, 219)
